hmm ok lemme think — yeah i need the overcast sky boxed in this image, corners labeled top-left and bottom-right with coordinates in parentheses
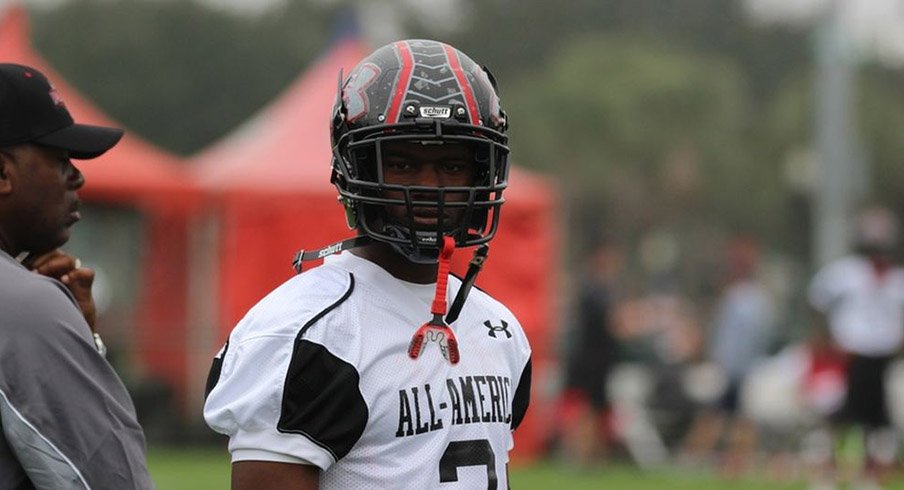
top-left (11, 0), bottom-right (459, 19)
top-left (746, 0), bottom-right (904, 65)
top-left (14, 0), bottom-right (290, 15)
top-left (7, 0), bottom-right (464, 46)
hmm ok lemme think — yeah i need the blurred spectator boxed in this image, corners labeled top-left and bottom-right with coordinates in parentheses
top-left (679, 236), bottom-right (777, 475)
top-left (611, 285), bottom-right (704, 466)
top-left (806, 206), bottom-right (904, 490)
top-left (559, 238), bottom-right (625, 466)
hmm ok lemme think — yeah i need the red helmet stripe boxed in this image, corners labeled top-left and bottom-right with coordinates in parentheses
top-left (443, 44), bottom-right (479, 125)
top-left (386, 41), bottom-right (414, 124)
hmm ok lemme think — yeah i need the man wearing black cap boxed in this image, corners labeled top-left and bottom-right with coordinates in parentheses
top-left (0, 63), bottom-right (154, 489)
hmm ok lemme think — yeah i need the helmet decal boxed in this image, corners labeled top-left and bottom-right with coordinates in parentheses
top-left (344, 62), bottom-right (381, 124)
top-left (383, 40), bottom-right (481, 125)
top-left (385, 41), bottom-right (415, 124)
top-left (441, 43), bottom-right (479, 125)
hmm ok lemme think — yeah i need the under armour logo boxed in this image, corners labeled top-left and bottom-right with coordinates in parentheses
top-left (484, 320), bottom-right (511, 339)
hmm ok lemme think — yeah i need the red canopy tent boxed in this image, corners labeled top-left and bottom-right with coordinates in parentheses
top-left (191, 37), bottom-right (559, 461)
top-left (0, 5), bottom-right (197, 411)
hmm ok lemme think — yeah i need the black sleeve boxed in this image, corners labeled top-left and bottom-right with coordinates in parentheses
top-left (277, 340), bottom-right (369, 461)
top-left (204, 340), bottom-right (229, 400)
top-left (511, 357), bottom-right (531, 431)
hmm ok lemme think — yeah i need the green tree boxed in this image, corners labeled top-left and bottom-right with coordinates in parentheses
top-left (30, 0), bottom-right (343, 155)
top-left (504, 34), bottom-right (777, 240)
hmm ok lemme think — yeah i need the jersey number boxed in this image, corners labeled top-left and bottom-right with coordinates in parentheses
top-left (439, 439), bottom-right (497, 489)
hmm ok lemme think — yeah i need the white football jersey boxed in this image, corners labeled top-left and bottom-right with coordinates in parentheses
top-left (808, 255), bottom-right (904, 356)
top-left (204, 252), bottom-right (532, 489)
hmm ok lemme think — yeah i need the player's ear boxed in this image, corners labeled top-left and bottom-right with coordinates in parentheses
top-left (0, 149), bottom-right (14, 195)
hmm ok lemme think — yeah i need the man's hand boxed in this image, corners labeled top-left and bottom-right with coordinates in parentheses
top-left (25, 250), bottom-right (97, 331)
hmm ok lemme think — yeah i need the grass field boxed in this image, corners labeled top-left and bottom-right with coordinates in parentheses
top-left (148, 447), bottom-right (904, 490)
top-left (147, 446), bottom-right (904, 489)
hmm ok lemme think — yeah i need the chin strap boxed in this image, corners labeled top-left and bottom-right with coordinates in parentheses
top-left (293, 235), bottom-right (373, 273)
top-left (445, 244), bottom-right (488, 324)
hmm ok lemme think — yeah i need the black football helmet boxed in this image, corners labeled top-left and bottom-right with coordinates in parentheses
top-left (330, 39), bottom-right (509, 263)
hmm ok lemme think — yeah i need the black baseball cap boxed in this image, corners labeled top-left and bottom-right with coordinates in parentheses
top-left (0, 63), bottom-right (123, 159)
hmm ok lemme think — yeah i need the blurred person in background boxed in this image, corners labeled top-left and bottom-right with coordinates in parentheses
top-left (679, 235), bottom-right (777, 476)
top-left (559, 238), bottom-right (625, 466)
top-left (0, 63), bottom-right (153, 489)
top-left (806, 205), bottom-right (904, 490)
top-left (608, 270), bottom-right (704, 466)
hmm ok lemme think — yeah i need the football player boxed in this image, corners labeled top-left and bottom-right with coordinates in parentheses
top-left (807, 206), bottom-right (904, 489)
top-left (204, 39), bottom-right (532, 489)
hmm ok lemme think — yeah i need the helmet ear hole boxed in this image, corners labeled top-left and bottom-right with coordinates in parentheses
top-left (482, 65), bottom-right (501, 94)
top-left (330, 164), bottom-right (344, 186)
top-left (339, 197), bottom-right (358, 230)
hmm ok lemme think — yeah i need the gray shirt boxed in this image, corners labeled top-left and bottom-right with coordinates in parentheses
top-left (0, 250), bottom-right (154, 489)
top-left (710, 279), bottom-right (776, 382)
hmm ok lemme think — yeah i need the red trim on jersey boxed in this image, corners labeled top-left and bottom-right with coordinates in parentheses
top-left (443, 44), bottom-right (479, 125)
top-left (386, 41), bottom-right (414, 124)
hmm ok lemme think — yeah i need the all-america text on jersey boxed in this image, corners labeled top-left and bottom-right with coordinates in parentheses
top-left (396, 374), bottom-right (515, 438)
